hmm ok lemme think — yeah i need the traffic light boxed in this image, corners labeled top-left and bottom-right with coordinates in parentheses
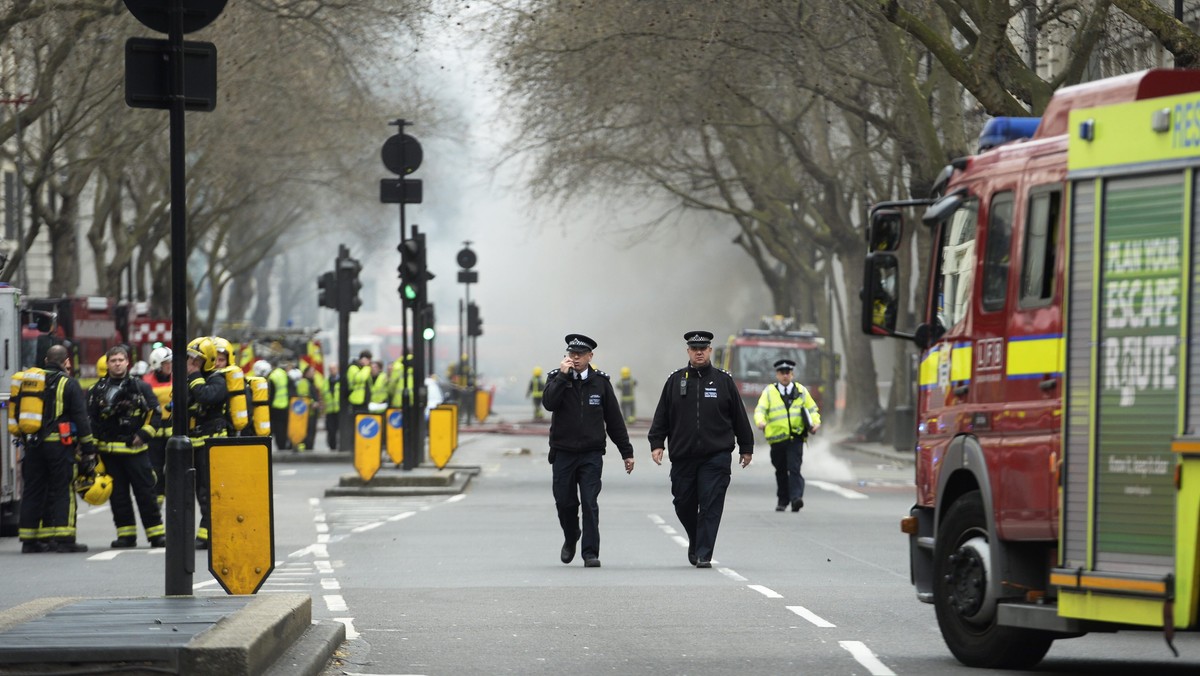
top-left (467, 302), bottom-right (483, 337)
top-left (397, 233), bottom-right (433, 306)
top-left (421, 304), bottom-right (435, 341)
top-left (338, 257), bottom-right (363, 312)
top-left (317, 271), bottom-right (338, 309)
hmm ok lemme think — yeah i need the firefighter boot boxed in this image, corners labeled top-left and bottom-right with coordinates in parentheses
top-left (111, 536), bottom-right (137, 549)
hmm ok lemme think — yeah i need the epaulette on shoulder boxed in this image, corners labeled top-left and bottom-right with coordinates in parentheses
top-left (594, 369), bottom-right (610, 380)
top-left (666, 367), bottom-right (684, 380)
top-left (719, 368), bottom-right (732, 376)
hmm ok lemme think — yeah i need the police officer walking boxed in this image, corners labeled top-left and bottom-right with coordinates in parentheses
top-left (649, 331), bottom-right (754, 568)
top-left (17, 345), bottom-right (96, 553)
top-left (88, 345), bottom-right (165, 548)
top-left (542, 334), bottom-right (635, 568)
top-left (754, 359), bottom-right (821, 512)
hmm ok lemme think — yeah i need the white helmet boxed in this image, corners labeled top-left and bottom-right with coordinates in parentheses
top-left (149, 346), bottom-right (173, 371)
top-left (130, 360), bottom-right (150, 377)
top-left (252, 360), bottom-right (272, 377)
top-left (288, 368), bottom-right (302, 381)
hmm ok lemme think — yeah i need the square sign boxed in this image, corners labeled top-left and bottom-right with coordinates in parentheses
top-left (125, 37), bottom-right (217, 111)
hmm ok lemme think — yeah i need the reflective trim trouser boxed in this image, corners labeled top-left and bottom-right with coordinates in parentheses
top-left (193, 432), bottom-right (227, 541)
top-left (551, 450), bottom-right (603, 560)
top-left (18, 440), bottom-right (78, 543)
top-left (533, 396), bottom-right (543, 419)
top-left (147, 436), bottom-right (167, 500)
top-left (101, 450), bottom-right (165, 540)
top-left (669, 452), bottom-right (732, 563)
top-left (769, 436), bottom-right (805, 505)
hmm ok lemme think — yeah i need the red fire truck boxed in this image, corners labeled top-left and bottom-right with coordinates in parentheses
top-left (715, 316), bottom-right (839, 416)
top-left (22, 297), bottom-right (171, 383)
top-left (862, 69), bottom-right (1200, 668)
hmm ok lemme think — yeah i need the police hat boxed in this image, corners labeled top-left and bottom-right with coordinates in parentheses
top-left (774, 359), bottom-right (796, 371)
top-left (564, 334), bottom-right (597, 353)
top-left (684, 330), bottom-right (714, 347)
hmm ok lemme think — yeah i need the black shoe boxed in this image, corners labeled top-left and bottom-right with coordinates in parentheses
top-left (560, 534), bottom-right (579, 564)
top-left (111, 536), bottom-right (137, 549)
top-left (696, 560), bottom-right (712, 569)
top-left (54, 542), bottom-right (88, 553)
top-left (21, 541), bottom-right (50, 553)
top-left (149, 536), bottom-right (166, 548)
top-left (791, 498), bottom-right (804, 512)
top-left (195, 538), bottom-right (208, 550)
top-left (775, 504), bottom-right (786, 512)
top-left (687, 549), bottom-right (698, 566)
top-left (583, 557), bottom-right (601, 568)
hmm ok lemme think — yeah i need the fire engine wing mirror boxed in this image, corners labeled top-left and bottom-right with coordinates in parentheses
top-left (922, 190), bottom-right (965, 227)
top-left (861, 252), bottom-right (909, 339)
top-left (867, 208), bottom-right (904, 252)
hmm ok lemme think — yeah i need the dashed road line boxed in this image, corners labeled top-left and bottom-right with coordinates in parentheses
top-left (748, 584), bottom-right (782, 598)
top-left (839, 640), bottom-right (896, 675)
top-left (786, 605), bottom-right (836, 627)
top-left (808, 480), bottom-right (869, 500)
top-left (333, 617), bottom-right (359, 640)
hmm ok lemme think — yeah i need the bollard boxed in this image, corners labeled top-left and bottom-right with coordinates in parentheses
top-left (165, 435), bottom-right (195, 595)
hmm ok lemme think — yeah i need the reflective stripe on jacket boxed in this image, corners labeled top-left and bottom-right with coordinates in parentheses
top-left (754, 383), bottom-right (820, 445)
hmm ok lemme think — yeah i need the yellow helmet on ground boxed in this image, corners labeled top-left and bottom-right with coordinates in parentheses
top-left (187, 336), bottom-right (218, 371)
top-left (621, 366), bottom-right (630, 378)
top-left (533, 367), bottom-right (542, 376)
top-left (97, 355), bottom-right (108, 378)
top-left (75, 459), bottom-right (113, 506)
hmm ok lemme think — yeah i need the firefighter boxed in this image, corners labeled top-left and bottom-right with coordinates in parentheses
top-left (649, 331), bottom-right (755, 568)
top-left (526, 367), bottom-right (545, 421)
top-left (618, 366), bottom-right (637, 424)
top-left (347, 350), bottom-right (373, 414)
top-left (295, 365), bottom-right (317, 451)
top-left (267, 361), bottom-right (293, 451)
top-left (142, 346), bottom-right (173, 503)
top-left (17, 344), bottom-right (96, 553)
top-left (754, 359), bottom-right (821, 512)
top-left (186, 336), bottom-right (228, 549)
top-left (87, 344), bottom-right (165, 548)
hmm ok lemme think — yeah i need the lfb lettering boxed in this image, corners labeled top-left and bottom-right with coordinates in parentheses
top-left (975, 338), bottom-right (1004, 372)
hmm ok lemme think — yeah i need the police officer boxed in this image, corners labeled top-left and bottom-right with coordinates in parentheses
top-left (526, 367), bottom-right (544, 421)
top-left (267, 361), bottom-right (293, 451)
top-left (542, 334), bottom-right (634, 568)
top-left (17, 345), bottom-right (96, 553)
top-left (649, 331), bottom-right (754, 568)
top-left (88, 344), bottom-right (165, 548)
top-left (754, 359), bottom-right (821, 512)
top-left (186, 337), bottom-right (228, 549)
top-left (323, 363), bottom-right (340, 449)
top-left (347, 350), bottom-right (373, 414)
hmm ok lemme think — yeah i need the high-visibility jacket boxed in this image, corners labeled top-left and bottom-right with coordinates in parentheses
top-left (347, 363), bottom-right (371, 406)
top-left (754, 382), bottom-right (820, 445)
top-left (315, 371), bottom-right (336, 413)
top-left (371, 372), bottom-right (389, 406)
top-left (527, 375), bottom-right (543, 399)
top-left (388, 360), bottom-right (413, 407)
top-left (268, 367), bottom-right (291, 409)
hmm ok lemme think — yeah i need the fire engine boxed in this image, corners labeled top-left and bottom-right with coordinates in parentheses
top-left (22, 296), bottom-right (172, 383)
top-left (715, 316), bottom-right (839, 416)
top-left (1, 285), bottom-right (21, 535)
top-left (861, 69), bottom-right (1200, 667)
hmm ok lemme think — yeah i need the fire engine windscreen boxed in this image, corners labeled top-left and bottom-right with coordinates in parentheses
top-left (733, 347), bottom-right (809, 380)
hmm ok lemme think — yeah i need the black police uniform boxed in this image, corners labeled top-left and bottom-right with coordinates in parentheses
top-left (648, 333), bottom-right (754, 566)
top-left (88, 373), bottom-right (165, 546)
top-left (542, 336), bottom-right (633, 566)
top-left (18, 363), bottom-right (96, 552)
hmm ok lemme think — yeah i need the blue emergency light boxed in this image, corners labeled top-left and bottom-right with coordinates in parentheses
top-left (978, 117), bottom-right (1041, 151)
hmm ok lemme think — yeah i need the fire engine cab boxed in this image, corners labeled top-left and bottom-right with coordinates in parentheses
top-left (715, 316), bottom-right (839, 416)
top-left (862, 69), bottom-right (1200, 668)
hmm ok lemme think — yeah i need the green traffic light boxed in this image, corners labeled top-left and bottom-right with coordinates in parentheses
top-left (403, 284), bottom-right (417, 300)
top-left (422, 327), bottom-right (435, 340)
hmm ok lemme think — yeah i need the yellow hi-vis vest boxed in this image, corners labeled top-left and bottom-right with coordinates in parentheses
top-left (754, 383), bottom-right (820, 445)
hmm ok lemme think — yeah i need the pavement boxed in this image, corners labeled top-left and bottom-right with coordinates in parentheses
top-left (0, 414), bottom-right (911, 675)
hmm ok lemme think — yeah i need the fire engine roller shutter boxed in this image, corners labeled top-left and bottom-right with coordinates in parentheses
top-left (1063, 178), bottom-right (1095, 569)
top-left (1191, 173), bottom-right (1200, 447)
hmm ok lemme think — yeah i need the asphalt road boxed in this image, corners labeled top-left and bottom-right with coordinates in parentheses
top-left (2, 429), bottom-right (1198, 674)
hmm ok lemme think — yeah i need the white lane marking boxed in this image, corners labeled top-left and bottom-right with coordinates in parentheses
top-left (659, 525), bottom-right (677, 535)
top-left (839, 640), bottom-right (895, 675)
top-left (316, 523), bottom-right (329, 533)
top-left (314, 514), bottom-right (326, 522)
top-left (317, 534), bottom-right (331, 543)
top-left (648, 514), bottom-right (665, 525)
top-left (447, 494), bottom-right (466, 503)
top-left (748, 584), bottom-right (782, 598)
top-left (279, 469), bottom-right (298, 476)
top-left (193, 579), bottom-right (219, 590)
top-left (87, 550), bottom-right (123, 561)
top-left (308, 498), bottom-right (320, 506)
top-left (333, 617), bottom-right (360, 640)
top-left (787, 605), bottom-right (836, 627)
top-left (351, 521), bottom-right (384, 533)
top-left (718, 568), bottom-right (746, 582)
top-left (324, 594), bottom-right (348, 612)
top-left (315, 560), bottom-right (334, 574)
top-left (671, 535), bottom-right (689, 548)
top-left (808, 480), bottom-right (868, 500)
top-left (387, 511), bottom-right (416, 522)
top-left (289, 543), bottom-right (329, 558)
top-left (321, 578), bottom-right (341, 590)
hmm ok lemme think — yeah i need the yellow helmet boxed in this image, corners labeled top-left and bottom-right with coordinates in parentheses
top-left (75, 459), bottom-right (113, 506)
top-left (621, 366), bottom-right (630, 377)
top-left (533, 367), bottom-right (542, 376)
top-left (187, 336), bottom-right (218, 371)
top-left (97, 355), bottom-right (108, 378)
top-left (212, 336), bottom-right (233, 357)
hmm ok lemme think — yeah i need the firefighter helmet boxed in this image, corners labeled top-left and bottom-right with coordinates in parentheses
top-left (74, 459), bottom-right (113, 506)
top-left (252, 360), bottom-right (272, 377)
top-left (149, 346), bottom-right (172, 371)
top-left (186, 336), bottom-right (218, 371)
top-left (131, 360), bottom-right (149, 377)
top-left (97, 355), bottom-right (108, 378)
top-left (533, 367), bottom-right (542, 376)
top-left (212, 336), bottom-right (233, 356)
top-left (621, 366), bottom-right (630, 378)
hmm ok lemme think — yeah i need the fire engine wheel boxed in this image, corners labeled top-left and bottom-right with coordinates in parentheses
top-left (933, 490), bottom-right (1053, 669)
